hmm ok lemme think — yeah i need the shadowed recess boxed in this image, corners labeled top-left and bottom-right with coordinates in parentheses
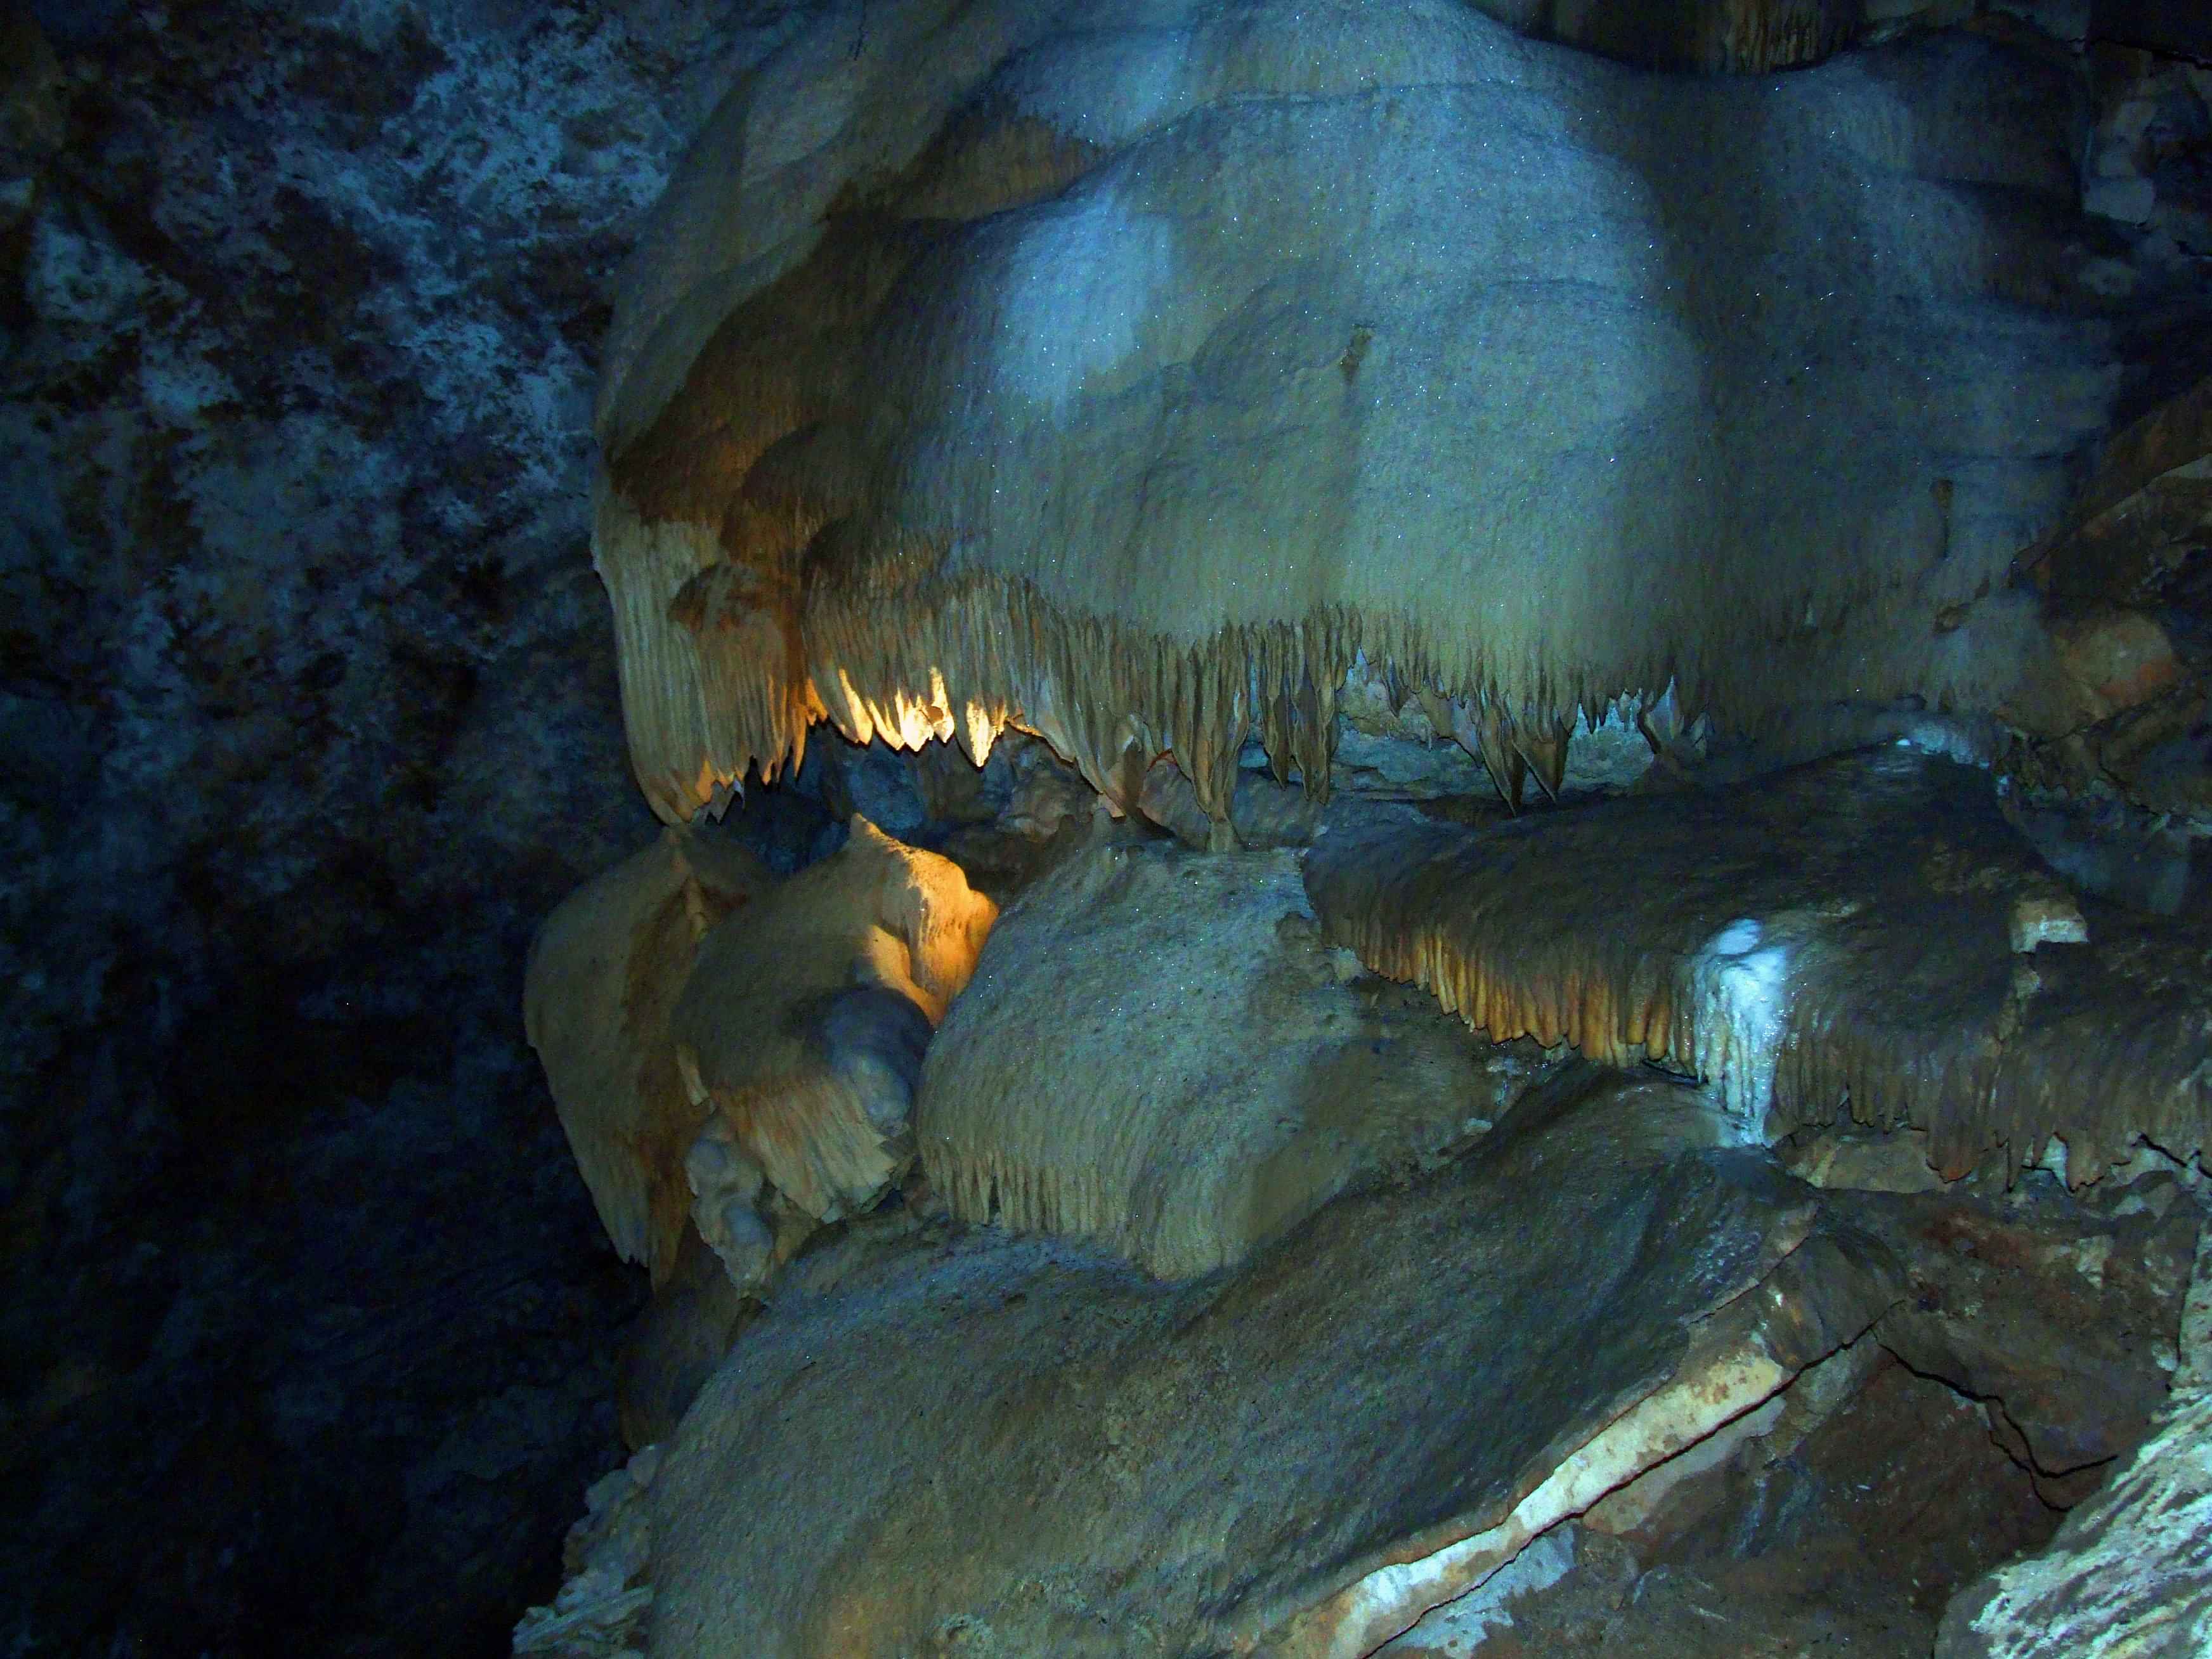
top-left (1303, 748), bottom-right (2212, 1182)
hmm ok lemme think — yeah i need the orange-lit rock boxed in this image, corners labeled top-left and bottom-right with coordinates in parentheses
top-left (2052, 609), bottom-right (2183, 722)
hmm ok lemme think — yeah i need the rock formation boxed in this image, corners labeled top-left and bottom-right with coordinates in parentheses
top-left (531, 813), bottom-right (998, 1294)
top-left (507, 6), bottom-right (2212, 1655)
top-left (672, 814), bottom-right (997, 1224)
top-left (916, 834), bottom-right (1555, 1277)
top-left (594, 0), bottom-right (2116, 832)
top-left (1937, 1221), bottom-right (2212, 1658)
top-left (1306, 748), bottom-right (2211, 1183)
top-left (526, 828), bottom-right (774, 1282)
top-left (647, 1070), bottom-right (1863, 1656)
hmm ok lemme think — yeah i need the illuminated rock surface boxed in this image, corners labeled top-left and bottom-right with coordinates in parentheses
top-left (916, 834), bottom-right (1554, 1277)
top-left (525, 827), bottom-right (773, 1282)
top-left (597, 0), bottom-right (2119, 826)
top-left (672, 816), bottom-right (998, 1226)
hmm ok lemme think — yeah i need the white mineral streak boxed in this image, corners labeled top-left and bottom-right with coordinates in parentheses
top-left (1681, 918), bottom-right (1800, 1140)
top-left (1296, 1343), bottom-right (1793, 1659)
top-left (1372, 1528), bottom-right (1577, 1655)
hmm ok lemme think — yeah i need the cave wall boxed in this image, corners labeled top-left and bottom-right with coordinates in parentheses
top-left (0, 3), bottom-right (823, 1651)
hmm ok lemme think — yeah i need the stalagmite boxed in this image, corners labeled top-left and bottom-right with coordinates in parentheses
top-left (1304, 748), bottom-right (2212, 1183)
top-left (523, 826), bottom-right (772, 1282)
top-left (593, 0), bottom-right (2113, 829)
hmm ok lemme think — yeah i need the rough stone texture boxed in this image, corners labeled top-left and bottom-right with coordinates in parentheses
top-left (0, 3), bottom-right (831, 1652)
top-left (646, 1070), bottom-right (1889, 1657)
top-left (1309, 749), bottom-right (2212, 1182)
top-left (916, 834), bottom-right (1557, 1277)
top-left (1936, 1221), bottom-right (2212, 1658)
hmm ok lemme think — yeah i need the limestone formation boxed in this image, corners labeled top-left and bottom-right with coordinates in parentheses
top-left (594, 0), bottom-right (2109, 831)
top-left (1305, 748), bottom-right (2212, 1181)
top-left (528, 814), bottom-right (995, 1289)
top-left (523, 826), bottom-right (772, 1282)
top-left (645, 1069), bottom-right (1889, 1658)
top-left (671, 816), bottom-right (998, 1224)
top-left (916, 835), bottom-right (1555, 1277)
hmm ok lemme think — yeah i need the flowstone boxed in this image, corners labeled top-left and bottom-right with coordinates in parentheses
top-left (1306, 747), bottom-right (2212, 1181)
top-left (671, 815), bottom-right (997, 1228)
top-left (529, 816), bottom-right (997, 1298)
top-left (916, 834), bottom-right (1555, 1277)
top-left (595, 0), bottom-right (2111, 826)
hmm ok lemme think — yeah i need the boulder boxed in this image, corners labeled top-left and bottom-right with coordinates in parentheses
top-left (646, 1069), bottom-right (1884, 1656)
top-left (917, 835), bottom-right (1552, 1277)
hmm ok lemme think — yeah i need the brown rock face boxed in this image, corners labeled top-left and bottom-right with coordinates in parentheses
top-left (2052, 609), bottom-right (2184, 720)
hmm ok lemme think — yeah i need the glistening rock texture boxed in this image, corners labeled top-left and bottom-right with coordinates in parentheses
top-left (0, 3), bottom-right (831, 1652)
top-left (594, 0), bottom-right (2176, 829)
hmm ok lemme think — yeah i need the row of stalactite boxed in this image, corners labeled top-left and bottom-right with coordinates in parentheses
top-left (1310, 819), bottom-right (2201, 1187)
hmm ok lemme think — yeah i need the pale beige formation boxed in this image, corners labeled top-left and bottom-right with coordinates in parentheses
top-left (523, 826), bottom-right (772, 1282)
top-left (526, 816), bottom-right (996, 1284)
top-left (593, 0), bottom-right (2107, 830)
top-left (1306, 749), bottom-right (2212, 1182)
top-left (672, 816), bottom-right (998, 1223)
top-left (916, 836), bottom-right (1554, 1277)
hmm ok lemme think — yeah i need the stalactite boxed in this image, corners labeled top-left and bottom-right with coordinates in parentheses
top-left (1304, 751), bottom-right (2211, 1182)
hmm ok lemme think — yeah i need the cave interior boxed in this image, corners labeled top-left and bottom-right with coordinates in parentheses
top-left (4, 1), bottom-right (2212, 1656)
